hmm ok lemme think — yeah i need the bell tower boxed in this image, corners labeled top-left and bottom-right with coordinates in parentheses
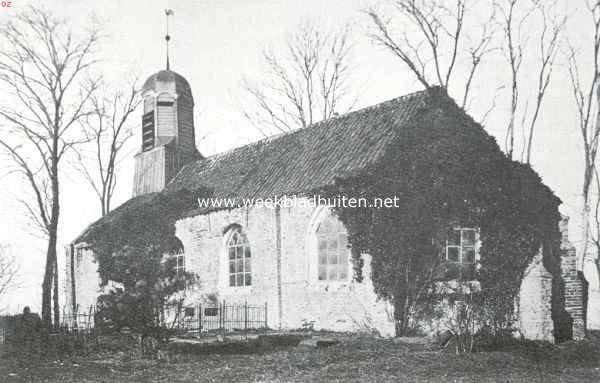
top-left (132, 9), bottom-right (201, 196)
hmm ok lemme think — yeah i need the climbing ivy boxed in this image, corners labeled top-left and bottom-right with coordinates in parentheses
top-left (81, 188), bottom-right (208, 344)
top-left (320, 93), bottom-right (562, 336)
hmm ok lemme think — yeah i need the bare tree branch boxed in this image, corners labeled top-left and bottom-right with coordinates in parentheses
top-left (0, 5), bottom-right (101, 328)
top-left (73, 79), bottom-right (141, 216)
top-left (567, 0), bottom-right (600, 273)
top-left (367, 0), bottom-right (495, 112)
top-left (0, 244), bottom-right (19, 302)
top-left (241, 22), bottom-right (356, 137)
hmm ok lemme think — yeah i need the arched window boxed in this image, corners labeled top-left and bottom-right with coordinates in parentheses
top-left (168, 239), bottom-right (185, 279)
top-left (227, 228), bottom-right (252, 287)
top-left (316, 215), bottom-right (350, 281)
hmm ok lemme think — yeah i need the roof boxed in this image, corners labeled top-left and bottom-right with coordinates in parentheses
top-left (142, 70), bottom-right (193, 102)
top-left (166, 87), bottom-right (443, 209)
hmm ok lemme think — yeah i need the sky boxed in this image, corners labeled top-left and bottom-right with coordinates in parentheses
top-left (0, 0), bottom-right (596, 314)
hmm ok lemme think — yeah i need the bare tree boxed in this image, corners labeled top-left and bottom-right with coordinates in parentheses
top-left (497, 0), bottom-right (566, 162)
top-left (0, 6), bottom-right (100, 328)
top-left (0, 244), bottom-right (19, 302)
top-left (567, 0), bottom-right (600, 274)
top-left (75, 81), bottom-right (141, 216)
top-left (242, 22), bottom-right (356, 137)
top-left (367, 0), bottom-right (496, 111)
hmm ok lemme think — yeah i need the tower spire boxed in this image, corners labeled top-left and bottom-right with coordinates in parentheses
top-left (165, 9), bottom-right (174, 70)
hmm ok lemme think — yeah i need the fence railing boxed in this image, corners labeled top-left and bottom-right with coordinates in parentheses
top-left (170, 301), bottom-right (268, 337)
top-left (59, 305), bottom-right (96, 334)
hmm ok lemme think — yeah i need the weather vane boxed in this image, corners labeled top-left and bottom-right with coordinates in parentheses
top-left (165, 9), bottom-right (174, 70)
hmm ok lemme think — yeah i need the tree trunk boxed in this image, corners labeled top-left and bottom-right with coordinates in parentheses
top-left (42, 157), bottom-right (60, 330)
top-left (42, 227), bottom-right (58, 330)
top-left (53, 257), bottom-right (60, 329)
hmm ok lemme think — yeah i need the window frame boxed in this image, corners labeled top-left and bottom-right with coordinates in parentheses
top-left (226, 227), bottom-right (252, 288)
top-left (173, 250), bottom-right (185, 279)
top-left (307, 207), bottom-right (353, 285)
top-left (445, 227), bottom-right (477, 266)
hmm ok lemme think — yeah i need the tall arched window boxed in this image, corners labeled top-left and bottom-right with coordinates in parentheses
top-left (316, 215), bottom-right (350, 281)
top-left (227, 228), bottom-right (252, 287)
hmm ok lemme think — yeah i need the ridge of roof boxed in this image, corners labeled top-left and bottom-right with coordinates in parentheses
top-left (189, 86), bottom-right (441, 167)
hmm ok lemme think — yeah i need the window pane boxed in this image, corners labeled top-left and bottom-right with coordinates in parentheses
top-left (244, 259), bottom-right (251, 273)
top-left (236, 274), bottom-right (243, 286)
top-left (328, 266), bottom-right (338, 280)
top-left (236, 259), bottom-right (244, 273)
top-left (462, 230), bottom-right (475, 246)
top-left (235, 246), bottom-right (242, 259)
top-left (327, 236), bottom-right (338, 250)
top-left (463, 247), bottom-right (476, 264)
top-left (318, 238), bottom-right (327, 250)
top-left (245, 273), bottom-right (252, 286)
top-left (245, 246), bottom-right (251, 258)
top-left (318, 266), bottom-right (327, 281)
top-left (318, 252), bottom-right (327, 266)
top-left (447, 247), bottom-right (459, 262)
top-left (228, 247), bottom-right (235, 260)
top-left (229, 260), bottom-right (235, 273)
top-left (229, 275), bottom-right (236, 287)
top-left (328, 252), bottom-right (338, 266)
top-left (230, 232), bottom-right (239, 245)
top-left (318, 218), bottom-right (333, 234)
top-left (339, 265), bottom-right (348, 280)
top-left (448, 230), bottom-right (460, 246)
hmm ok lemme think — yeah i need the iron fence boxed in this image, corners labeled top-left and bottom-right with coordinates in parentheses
top-left (59, 305), bottom-right (96, 334)
top-left (170, 301), bottom-right (268, 337)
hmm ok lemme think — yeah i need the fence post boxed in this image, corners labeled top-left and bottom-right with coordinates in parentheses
top-left (198, 303), bottom-right (201, 338)
top-left (220, 301), bottom-right (225, 335)
top-left (244, 301), bottom-right (248, 338)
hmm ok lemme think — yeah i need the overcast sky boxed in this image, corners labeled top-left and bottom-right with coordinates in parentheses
top-left (0, 0), bottom-right (594, 313)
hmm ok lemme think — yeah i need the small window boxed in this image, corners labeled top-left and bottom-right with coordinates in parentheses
top-left (445, 228), bottom-right (477, 265)
top-left (316, 215), bottom-right (350, 281)
top-left (227, 228), bottom-right (252, 287)
top-left (184, 307), bottom-right (194, 317)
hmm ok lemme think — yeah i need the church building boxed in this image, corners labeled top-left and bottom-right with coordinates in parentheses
top-left (64, 61), bottom-right (587, 341)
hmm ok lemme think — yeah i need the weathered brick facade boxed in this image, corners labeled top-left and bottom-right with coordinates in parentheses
top-left (174, 202), bottom-right (395, 336)
top-left (64, 84), bottom-right (587, 341)
top-left (559, 217), bottom-right (587, 340)
top-left (64, 204), bottom-right (586, 341)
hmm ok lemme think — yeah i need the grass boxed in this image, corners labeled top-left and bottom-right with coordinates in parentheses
top-left (1, 333), bottom-right (599, 382)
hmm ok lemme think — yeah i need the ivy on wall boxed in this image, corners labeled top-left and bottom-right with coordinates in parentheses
top-left (320, 93), bottom-right (563, 336)
top-left (80, 188), bottom-right (208, 337)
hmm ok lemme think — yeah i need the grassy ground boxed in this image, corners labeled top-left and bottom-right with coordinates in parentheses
top-left (1, 333), bottom-right (600, 382)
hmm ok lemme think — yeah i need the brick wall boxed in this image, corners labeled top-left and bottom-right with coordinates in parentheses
top-left (175, 201), bottom-right (395, 336)
top-left (64, 204), bottom-right (586, 341)
top-left (560, 216), bottom-right (586, 340)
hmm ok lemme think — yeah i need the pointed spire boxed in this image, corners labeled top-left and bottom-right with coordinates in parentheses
top-left (165, 9), bottom-right (174, 70)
